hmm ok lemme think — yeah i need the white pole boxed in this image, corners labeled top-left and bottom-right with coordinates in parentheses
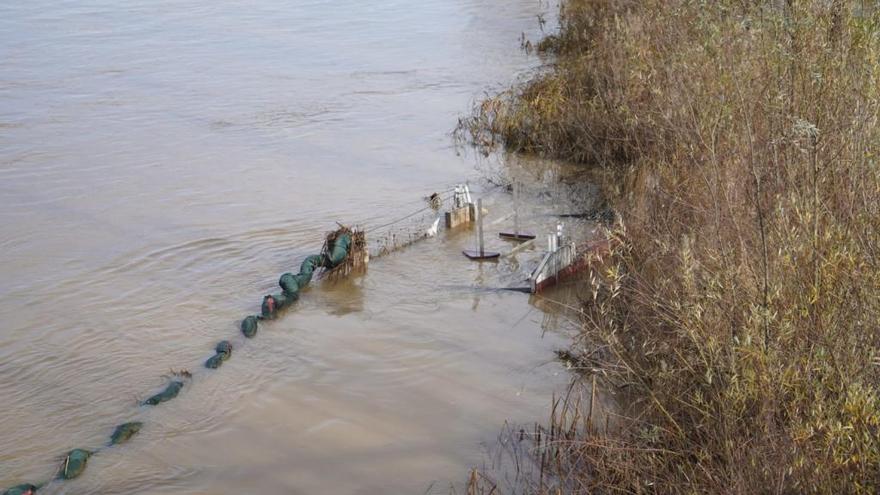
top-left (477, 198), bottom-right (484, 255)
top-left (513, 181), bottom-right (520, 237)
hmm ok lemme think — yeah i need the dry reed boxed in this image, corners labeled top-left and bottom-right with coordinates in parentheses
top-left (461, 1), bottom-right (880, 492)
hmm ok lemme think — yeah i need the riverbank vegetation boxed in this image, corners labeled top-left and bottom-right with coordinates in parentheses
top-left (460, 1), bottom-right (880, 492)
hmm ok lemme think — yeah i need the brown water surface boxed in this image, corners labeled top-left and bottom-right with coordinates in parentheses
top-left (0, 1), bottom-right (595, 493)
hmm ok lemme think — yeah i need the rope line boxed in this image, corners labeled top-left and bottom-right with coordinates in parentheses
top-left (364, 190), bottom-right (454, 234)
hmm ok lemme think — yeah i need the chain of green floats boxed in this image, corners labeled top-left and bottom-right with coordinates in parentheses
top-left (2, 231), bottom-right (355, 495)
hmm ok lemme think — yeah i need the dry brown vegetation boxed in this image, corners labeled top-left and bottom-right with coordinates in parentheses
top-left (460, 1), bottom-right (880, 493)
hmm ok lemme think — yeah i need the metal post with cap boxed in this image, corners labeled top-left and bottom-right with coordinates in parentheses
top-left (499, 181), bottom-right (535, 241)
top-left (463, 198), bottom-right (500, 260)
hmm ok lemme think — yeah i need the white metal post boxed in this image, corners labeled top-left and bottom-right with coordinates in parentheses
top-left (513, 181), bottom-right (520, 237)
top-left (476, 198), bottom-right (484, 255)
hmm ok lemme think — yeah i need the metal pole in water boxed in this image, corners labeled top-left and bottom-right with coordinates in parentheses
top-left (477, 198), bottom-right (484, 255)
top-left (499, 180), bottom-right (534, 242)
top-left (463, 198), bottom-right (499, 260)
top-left (513, 182), bottom-right (520, 237)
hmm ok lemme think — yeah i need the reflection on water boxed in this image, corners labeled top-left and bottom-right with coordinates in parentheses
top-left (0, 0), bottom-right (595, 493)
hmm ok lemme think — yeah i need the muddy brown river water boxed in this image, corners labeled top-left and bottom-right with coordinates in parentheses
top-left (0, 1), bottom-right (597, 493)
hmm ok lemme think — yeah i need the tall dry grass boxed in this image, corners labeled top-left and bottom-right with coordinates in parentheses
top-left (461, 1), bottom-right (880, 493)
